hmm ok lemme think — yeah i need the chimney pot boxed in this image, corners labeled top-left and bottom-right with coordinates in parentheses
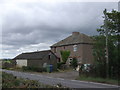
top-left (72, 32), bottom-right (80, 36)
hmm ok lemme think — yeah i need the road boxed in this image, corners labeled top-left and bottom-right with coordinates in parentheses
top-left (2, 69), bottom-right (119, 89)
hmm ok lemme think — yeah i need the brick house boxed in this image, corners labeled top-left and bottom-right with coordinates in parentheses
top-left (50, 32), bottom-right (94, 64)
top-left (13, 50), bottom-right (57, 70)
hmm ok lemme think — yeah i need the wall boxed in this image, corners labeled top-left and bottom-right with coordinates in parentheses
top-left (16, 59), bottom-right (27, 67)
top-left (51, 43), bottom-right (93, 64)
top-left (51, 44), bottom-right (83, 63)
top-left (27, 53), bottom-right (57, 70)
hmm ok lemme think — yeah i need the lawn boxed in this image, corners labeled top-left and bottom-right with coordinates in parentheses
top-left (76, 75), bottom-right (119, 85)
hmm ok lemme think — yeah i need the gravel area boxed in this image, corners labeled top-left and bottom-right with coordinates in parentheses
top-left (39, 70), bottom-right (79, 80)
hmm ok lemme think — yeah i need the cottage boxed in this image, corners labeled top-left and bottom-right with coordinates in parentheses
top-left (13, 50), bottom-right (57, 69)
top-left (50, 32), bottom-right (94, 64)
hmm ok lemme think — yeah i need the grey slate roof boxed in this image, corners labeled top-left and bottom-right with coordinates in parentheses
top-left (13, 50), bottom-right (55, 60)
top-left (51, 32), bottom-right (93, 47)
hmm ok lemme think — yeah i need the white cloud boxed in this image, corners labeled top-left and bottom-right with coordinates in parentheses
top-left (2, 43), bottom-right (51, 58)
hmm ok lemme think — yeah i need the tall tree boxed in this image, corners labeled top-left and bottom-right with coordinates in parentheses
top-left (93, 9), bottom-right (120, 79)
top-left (97, 9), bottom-right (120, 35)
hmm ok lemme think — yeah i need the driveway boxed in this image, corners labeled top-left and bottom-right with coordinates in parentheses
top-left (40, 70), bottom-right (79, 80)
top-left (2, 69), bottom-right (119, 89)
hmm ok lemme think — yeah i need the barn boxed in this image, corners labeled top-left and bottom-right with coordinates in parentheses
top-left (13, 50), bottom-right (58, 70)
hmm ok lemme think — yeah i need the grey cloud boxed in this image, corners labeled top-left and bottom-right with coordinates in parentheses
top-left (1, 2), bottom-right (117, 58)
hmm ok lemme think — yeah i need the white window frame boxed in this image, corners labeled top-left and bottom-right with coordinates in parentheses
top-left (73, 45), bottom-right (77, 52)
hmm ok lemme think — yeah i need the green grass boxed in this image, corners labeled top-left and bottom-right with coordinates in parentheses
top-left (76, 75), bottom-right (119, 85)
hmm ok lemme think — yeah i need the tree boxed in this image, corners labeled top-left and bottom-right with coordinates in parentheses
top-left (93, 9), bottom-right (120, 79)
top-left (60, 50), bottom-right (70, 64)
top-left (97, 9), bottom-right (120, 35)
top-left (92, 35), bottom-right (107, 78)
top-left (57, 50), bottom-right (70, 70)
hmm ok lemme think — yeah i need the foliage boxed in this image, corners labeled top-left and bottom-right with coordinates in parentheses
top-left (57, 62), bottom-right (65, 69)
top-left (70, 58), bottom-right (78, 69)
top-left (92, 9), bottom-right (119, 79)
top-left (2, 72), bottom-right (56, 88)
top-left (57, 50), bottom-right (70, 70)
top-left (2, 61), bottom-right (14, 69)
top-left (79, 64), bottom-right (95, 77)
top-left (92, 36), bottom-right (107, 78)
top-left (60, 50), bottom-right (70, 63)
top-left (3, 60), bottom-right (11, 64)
top-left (76, 75), bottom-right (118, 85)
top-left (97, 9), bottom-right (120, 35)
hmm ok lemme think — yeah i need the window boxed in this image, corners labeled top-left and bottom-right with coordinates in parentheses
top-left (63, 46), bottom-right (65, 49)
top-left (54, 47), bottom-right (56, 53)
top-left (69, 58), bottom-right (73, 64)
top-left (58, 58), bottom-right (60, 62)
top-left (48, 55), bottom-right (51, 60)
top-left (73, 45), bottom-right (77, 52)
top-left (48, 53), bottom-right (51, 60)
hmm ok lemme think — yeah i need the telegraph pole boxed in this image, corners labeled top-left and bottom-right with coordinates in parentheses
top-left (118, 1), bottom-right (120, 12)
top-left (104, 9), bottom-right (109, 78)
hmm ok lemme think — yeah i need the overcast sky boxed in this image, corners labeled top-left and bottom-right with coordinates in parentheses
top-left (0, 0), bottom-right (118, 59)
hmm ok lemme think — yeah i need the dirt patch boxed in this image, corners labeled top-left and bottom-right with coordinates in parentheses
top-left (41, 70), bottom-right (79, 80)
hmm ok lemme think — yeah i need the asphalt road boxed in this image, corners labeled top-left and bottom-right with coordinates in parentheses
top-left (2, 69), bottom-right (119, 89)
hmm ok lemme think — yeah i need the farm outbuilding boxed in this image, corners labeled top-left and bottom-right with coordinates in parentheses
top-left (13, 50), bottom-right (58, 70)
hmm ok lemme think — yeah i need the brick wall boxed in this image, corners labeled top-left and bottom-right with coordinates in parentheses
top-left (51, 43), bottom-right (93, 64)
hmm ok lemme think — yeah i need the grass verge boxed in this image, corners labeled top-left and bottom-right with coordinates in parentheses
top-left (76, 75), bottom-right (119, 85)
top-left (2, 72), bottom-right (67, 88)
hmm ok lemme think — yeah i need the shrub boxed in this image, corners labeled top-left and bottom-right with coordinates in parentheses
top-left (70, 58), bottom-right (78, 69)
top-left (22, 66), bottom-right (28, 71)
top-left (60, 50), bottom-right (70, 63)
top-left (57, 62), bottom-right (65, 69)
top-left (2, 61), bottom-right (14, 69)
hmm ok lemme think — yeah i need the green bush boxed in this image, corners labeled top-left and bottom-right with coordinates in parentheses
top-left (70, 58), bottom-right (78, 69)
top-left (57, 62), bottom-right (65, 69)
top-left (22, 66), bottom-right (28, 71)
top-left (2, 62), bottom-right (14, 69)
top-left (60, 50), bottom-right (70, 63)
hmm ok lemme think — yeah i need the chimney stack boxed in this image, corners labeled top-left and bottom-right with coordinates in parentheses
top-left (72, 32), bottom-right (80, 36)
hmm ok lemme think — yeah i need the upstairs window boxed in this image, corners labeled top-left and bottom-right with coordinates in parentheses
top-left (73, 45), bottom-right (77, 52)
top-left (48, 55), bottom-right (51, 60)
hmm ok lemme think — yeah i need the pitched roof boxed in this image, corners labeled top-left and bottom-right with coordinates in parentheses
top-left (13, 50), bottom-right (55, 60)
top-left (51, 32), bottom-right (93, 47)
